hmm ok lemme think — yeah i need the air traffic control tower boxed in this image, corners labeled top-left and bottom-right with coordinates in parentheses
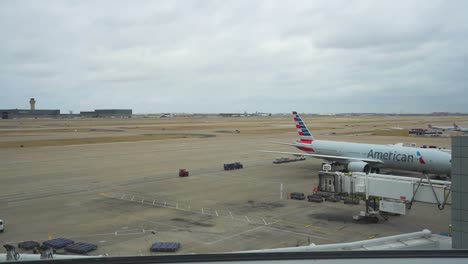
top-left (29, 98), bottom-right (36, 111)
top-left (452, 136), bottom-right (468, 248)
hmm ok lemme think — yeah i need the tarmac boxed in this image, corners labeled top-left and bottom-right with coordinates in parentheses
top-left (0, 115), bottom-right (462, 256)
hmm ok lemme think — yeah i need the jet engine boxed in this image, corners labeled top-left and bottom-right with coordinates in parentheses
top-left (347, 161), bottom-right (370, 173)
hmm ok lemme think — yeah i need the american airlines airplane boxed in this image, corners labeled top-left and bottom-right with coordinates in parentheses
top-left (261, 111), bottom-right (451, 175)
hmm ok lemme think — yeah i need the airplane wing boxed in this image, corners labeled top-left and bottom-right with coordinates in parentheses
top-left (258, 150), bottom-right (384, 165)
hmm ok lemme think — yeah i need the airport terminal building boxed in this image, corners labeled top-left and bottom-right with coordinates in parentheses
top-left (1, 109), bottom-right (60, 119)
top-left (79, 109), bottom-right (132, 118)
top-left (0, 109), bottom-right (132, 119)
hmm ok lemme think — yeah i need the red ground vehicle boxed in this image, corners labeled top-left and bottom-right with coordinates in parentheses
top-left (179, 169), bottom-right (189, 177)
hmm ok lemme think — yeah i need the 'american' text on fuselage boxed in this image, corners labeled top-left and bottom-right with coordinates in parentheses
top-left (367, 150), bottom-right (414, 163)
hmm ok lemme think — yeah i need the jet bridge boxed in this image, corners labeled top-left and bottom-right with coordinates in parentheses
top-left (317, 171), bottom-right (451, 219)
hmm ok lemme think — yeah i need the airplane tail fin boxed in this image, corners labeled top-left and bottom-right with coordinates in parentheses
top-left (428, 124), bottom-right (433, 129)
top-left (292, 111), bottom-right (314, 143)
top-left (454, 123), bottom-right (459, 130)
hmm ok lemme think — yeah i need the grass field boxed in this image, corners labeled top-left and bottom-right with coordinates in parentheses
top-left (374, 129), bottom-right (410, 137)
top-left (0, 133), bottom-right (213, 148)
top-left (0, 115), bottom-right (465, 150)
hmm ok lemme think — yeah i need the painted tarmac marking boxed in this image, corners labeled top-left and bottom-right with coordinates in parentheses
top-left (101, 192), bottom-right (281, 228)
top-left (204, 226), bottom-right (265, 245)
top-left (115, 229), bottom-right (145, 236)
top-left (264, 226), bottom-right (331, 241)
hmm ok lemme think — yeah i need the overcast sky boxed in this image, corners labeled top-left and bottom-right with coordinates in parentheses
top-left (1, 0), bottom-right (467, 113)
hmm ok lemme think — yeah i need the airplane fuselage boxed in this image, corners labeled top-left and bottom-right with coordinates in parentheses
top-left (296, 140), bottom-right (451, 175)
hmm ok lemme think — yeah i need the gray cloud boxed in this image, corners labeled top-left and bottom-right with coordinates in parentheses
top-left (1, 0), bottom-right (467, 113)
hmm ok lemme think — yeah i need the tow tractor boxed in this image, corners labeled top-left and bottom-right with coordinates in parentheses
top-left (178, 169), bottom-right (189, 177)
top-left (224, 162), bottom-right (243, 171)
top-left (317, 171), bottom-right (452, 223)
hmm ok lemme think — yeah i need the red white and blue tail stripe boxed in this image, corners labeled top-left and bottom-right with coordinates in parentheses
top-left (292, 111), bottom-right (314, 144)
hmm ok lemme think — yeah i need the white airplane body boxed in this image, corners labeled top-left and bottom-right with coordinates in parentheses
top-left (427, 124), bottom-right (454, 131)
top-left (428, 123), bottom-right (468, 133)
top-left (454, 123), bottom-right (468, 133)
top-left (261, 111), bottom-right (451, 175)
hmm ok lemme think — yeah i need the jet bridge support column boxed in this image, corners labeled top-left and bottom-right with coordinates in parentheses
top-left (452, 136), bottom-right (468, 249)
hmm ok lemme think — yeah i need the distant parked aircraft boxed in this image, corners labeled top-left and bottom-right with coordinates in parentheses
top-left (260, 111), bottom-right (451, 175)
top-left (454, 123), bottom-right (468, 133)
top-left (428, 123), bottom-right (468, 133)
top-left (427, 124), bottom-right (454, 131)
